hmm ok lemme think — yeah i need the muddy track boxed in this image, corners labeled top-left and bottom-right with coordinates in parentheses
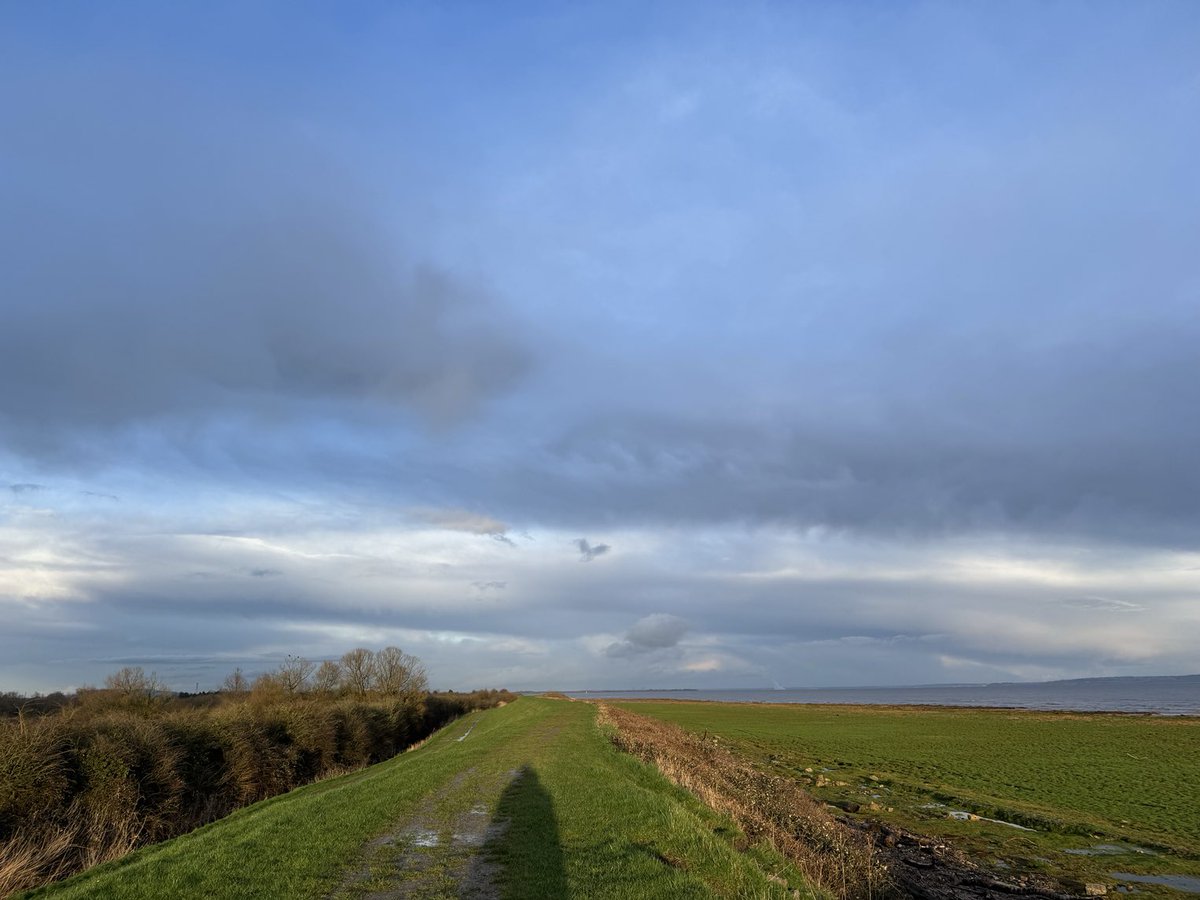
top-left (327, 766), bottom-right (522, 900)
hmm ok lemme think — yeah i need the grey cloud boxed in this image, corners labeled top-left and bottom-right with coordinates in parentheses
top-left (465, 381), bottom-right (1200, 548)
top-left (575, 538), bottom-right (610, 561)
top-left (1063, 596), bottom-right (1144, 614)
top-left (0, 69), bottom-right (530, 457)
top-left (248, 568), bottom-right (282, 578)
top-left (472, 581), bottom-right (508, 591)
top-left (8, 483), bottom-right (45, 494)
top-left (80, 491), bottom-right (120, 501)
top-left (606, 613), bottom-right (688, 658)
top-left (417, 509), bottom-right (514, 545)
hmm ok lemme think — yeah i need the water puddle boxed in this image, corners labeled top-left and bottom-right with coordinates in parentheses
top-left (1065, 844), bottom-right (1155, 857)
top-left (946, 810), bottom-right (1034, 831)
top-left (409, 827), bottom-right (440, 847)
top-left (1111, 873), bottom-right (1200, 893)
top-left (454, 830), bottom-right (487, 847)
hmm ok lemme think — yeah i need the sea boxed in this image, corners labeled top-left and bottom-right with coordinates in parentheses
top-left (564, 674), bottom-right (1200, 715)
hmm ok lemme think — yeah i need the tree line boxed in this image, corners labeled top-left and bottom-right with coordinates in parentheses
top-left (219, 646), bottom-right (428, 699)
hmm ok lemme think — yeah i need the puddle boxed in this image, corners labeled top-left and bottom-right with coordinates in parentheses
top-left (409, 827), bottom-right (440, 848)
top-left (946, 810), bottom-right (1034, 831)
top-left (1065, 844), bottom-right (1155, 857)
top-left (1111, 873), bottom-right (1200, 893)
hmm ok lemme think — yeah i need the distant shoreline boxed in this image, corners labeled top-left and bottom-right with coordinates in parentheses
top-left (552, 674), bottom-right (1200, 716)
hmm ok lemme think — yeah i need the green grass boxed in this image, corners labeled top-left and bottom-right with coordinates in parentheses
top-left (617, 701), bottom-right (1200, 891)
top-left (24, 698), bottom-right (815, 899)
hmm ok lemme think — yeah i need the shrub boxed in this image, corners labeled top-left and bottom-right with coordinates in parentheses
top-left (0, 671), bottom-right (514, 898)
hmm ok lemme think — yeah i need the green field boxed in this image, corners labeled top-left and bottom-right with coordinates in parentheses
top-left (617, 701), bottom-right (1200, 891)
top-left (23, 698), bottom-right (813, 900)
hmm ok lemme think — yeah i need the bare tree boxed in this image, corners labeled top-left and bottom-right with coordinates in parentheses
top-left (275, 655), bottom-right (315, 694)
top-left (339, 648), bottom-right (376, 696)
top-left (222, 667), bottom-right (249, 694)
top-left (373, 646), bottom-right (428, 700)
top-left (312, 659), bottom-right (343, 695)
top-left (105, 666), bottom-right (161, 699)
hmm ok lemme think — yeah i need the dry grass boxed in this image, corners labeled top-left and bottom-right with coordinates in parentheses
top-left (0, 804), bottom-right (142, 897)
top-left (598, 703), bottom-right (896, 900)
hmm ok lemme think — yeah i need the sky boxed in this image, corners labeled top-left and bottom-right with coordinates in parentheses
top-left (2, 2), bottom-right (1199, 693)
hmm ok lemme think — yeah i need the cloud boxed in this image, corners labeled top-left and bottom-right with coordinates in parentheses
top-left (0, 65), bottom-right (531, 459)
top-left (416, 509), bottom-right (514, 545)
top-left (606, 613), bottom-right (689, 658)
top-left (8, 484), bottom-right (44, 494)
top-left (575, 538), bottom-right (610, 561)
top-left (1063, 596), bottom-right (1145, 614)
top-left (2, 4), bottom-right (1199, 694)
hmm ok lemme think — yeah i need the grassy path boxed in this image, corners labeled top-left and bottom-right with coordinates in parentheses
top-left (24, 698), bottom-right (813, 900)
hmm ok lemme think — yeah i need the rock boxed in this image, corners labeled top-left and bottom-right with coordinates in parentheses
top-left (1065, 881), bottom-right (1107, 896)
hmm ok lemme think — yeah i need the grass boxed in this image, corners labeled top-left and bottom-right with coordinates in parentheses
top-left (616, 701), bottom-right (1200, 891)
top-left (599, 703), bottom-right (888, 899)
top-left (23, 698), bottom-right (817, 899)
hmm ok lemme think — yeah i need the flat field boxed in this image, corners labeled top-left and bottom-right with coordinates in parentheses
top-left (22, 698), bottom-right (813, 900)
top-left (617, 701), bottom-right (1200, 893)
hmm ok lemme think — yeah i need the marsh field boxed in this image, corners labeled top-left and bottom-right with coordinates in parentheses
top-left (618, 700), bottom-right (1200, 894)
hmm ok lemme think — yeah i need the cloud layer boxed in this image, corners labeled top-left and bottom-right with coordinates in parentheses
top-left (1, 2), bottom-right (1198, 692)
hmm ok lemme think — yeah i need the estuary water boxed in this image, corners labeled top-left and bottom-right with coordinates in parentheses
top-left (564, 674), bottom-right (1200, 715)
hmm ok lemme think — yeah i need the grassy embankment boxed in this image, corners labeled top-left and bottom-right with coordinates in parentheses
top-left (618, 701), bottom-right (1200, 891)
top-left (0, 689), bottom-right (504, 895)
top-left (24, 698), bottom-right (816, 900)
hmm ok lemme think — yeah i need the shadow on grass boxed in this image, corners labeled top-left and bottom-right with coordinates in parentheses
top-left (491, 765), bottom-right (568, 899)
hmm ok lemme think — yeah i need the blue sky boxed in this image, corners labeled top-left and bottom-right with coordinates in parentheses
top-left (3, 2), bottom-right (1199, 692)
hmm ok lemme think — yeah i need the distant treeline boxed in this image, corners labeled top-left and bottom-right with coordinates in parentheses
top-left (0, 648), bottom-right (513, 898)
top-left (0, 692), bottom-right (71, 718)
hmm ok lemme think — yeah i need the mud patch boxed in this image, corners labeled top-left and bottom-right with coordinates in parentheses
top-left (328, 768), bottom-right (522, 900)
top-left (1064, 844), bottom-right (1155, 857)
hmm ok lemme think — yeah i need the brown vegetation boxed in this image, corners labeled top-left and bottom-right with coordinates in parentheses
top-left (0, 650), bottom-right (512, 898)
top-left (598, 703), bottom-right (894, 900)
